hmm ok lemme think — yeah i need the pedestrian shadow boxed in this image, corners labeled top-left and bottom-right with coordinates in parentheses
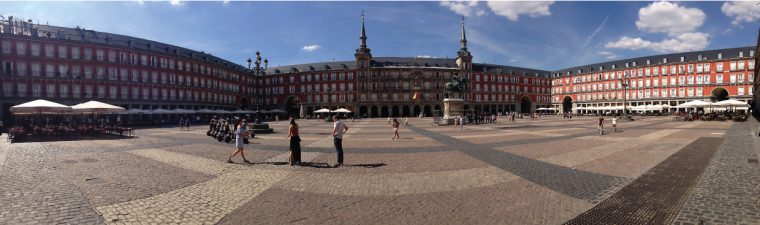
top-left (348, 163), bottom-right (386, 168)
top-left (297, 162), bottom-right (333, 168)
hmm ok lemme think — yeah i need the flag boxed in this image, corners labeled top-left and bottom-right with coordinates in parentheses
top-left (412, 92), bottom-right (418, 102)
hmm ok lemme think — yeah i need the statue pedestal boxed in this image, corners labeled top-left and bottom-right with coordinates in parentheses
top-left (442, 98), bottom-right (464, 125)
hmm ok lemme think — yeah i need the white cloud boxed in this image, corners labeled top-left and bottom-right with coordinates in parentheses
top-left (439, 0), bottom-right (485, 17)
top-left (223, 0), bottom-right (230, 4)
top-left (596, 51), bottom-right (618, 60)
top-left (635, 1), bottom-right (704, 36)
top-left (509, 58), bottom-right (518, 63)
top-left (135, 0), bottom-right (144, 5)
top-left (302, 44), bottom-right (321, 52)
top-left (722, 1), bottom-right (760, 25)
top-left (169, 0), bottom-right (183, 6)
top-left (605, 32), bottom-right (709, 53)
top-left (605, 1), bottom-right (709, 53)
top-left (416, 55), bottom-right (436, 58)
top-left (486, 1), bottom-right (554, 21)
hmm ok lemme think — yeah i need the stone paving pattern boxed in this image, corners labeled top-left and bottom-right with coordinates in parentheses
top-left (0, 116), bottom-right (754, 224)
top-left (673, 117), bottom-right (760, 225)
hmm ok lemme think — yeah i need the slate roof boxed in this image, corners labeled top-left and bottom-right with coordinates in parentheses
top-left (1, 18), bottom-right (248, 71)
top-left (265, 56), bottom-right (553, 77)
top-left (552, 46), bottom-right (756, 77)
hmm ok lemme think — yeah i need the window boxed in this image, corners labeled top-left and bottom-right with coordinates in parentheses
top-left (16, 42), bottom-right (26, 56)
top-left (30, 43), bottom-right (40, 56)
top-left (96, 67), bottom-right (105, 80)
top-left (730, 74), bottom-right (736, 83)
top-left (71, 65), bottom-right (81, 78)
top-left (108, 51), bottom-right (116, 63)
top-left (705, 75), bottom-right (711, 84)
top-left (96, 49), bottom-right (105, 61)
top-left (110, 86), bottom-right (117, 99)
top-left (16, 62), bottom-right (26, 76)
top-left (46, 84), bottom-right (55, 98)
top-left (58, 45), bottom-right (67, 59)
top-left (738, 86), bottom-right (745, 96)
top-left (60, 85), bottom-right (68, 98)
top-left (108, 68), bottom-right (117, 81)
top-left (44, 44), bottom-right (54, 57)
top-left (33, 83), bottom-right (41, 97)
top-left (1, 41), bottom-right (11, 54)
top-left (45, 64), bottom-right (54, 77)
top-left (17, 83), bottom-right (26, 97)
top-left (730, 61), bottom-right (737, 71)
top-left (31, 63), bottom-right (40, 77)
top-left (58, 64), bottom-right (68, 78)
top-left (697, 87), bottom-right (703, 96)
top-left (72, 85), bottom-right (80, 98)
top-left (71, 47), bottom-right (80, 60)
top-left (120, 68), bottom-right (128, 81)
top-left (83, 48), bottom-right (92, 60)
top-left (716, 63), bottom-right (723, 72)
top-left (716, 74), bottom-right (723, 84)
top-left (738, 61), bottom-right (745, 70)
top-left (97, 86), bottom-right (106, 98)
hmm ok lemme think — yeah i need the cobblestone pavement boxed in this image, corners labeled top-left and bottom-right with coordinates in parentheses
top-left (673, 117), bottom-right (760, 225)
top-left (0, 116), bottom-right (747, 224)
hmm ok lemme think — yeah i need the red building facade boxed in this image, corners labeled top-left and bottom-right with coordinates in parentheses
top-left (551, 47), bottom-right (756, 114)
top-left (0, 17), bottom-right (254, 123)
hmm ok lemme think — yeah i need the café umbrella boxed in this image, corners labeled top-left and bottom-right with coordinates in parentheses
top-left (10, 99), bottom-right (72, 114)
top-left (71, 101), bottom-right (125, 113)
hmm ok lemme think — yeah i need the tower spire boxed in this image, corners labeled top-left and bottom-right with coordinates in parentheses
top-left (360, 11), bottom-right (367, 49)
top-left (460, 16), bottom-right (467, 51)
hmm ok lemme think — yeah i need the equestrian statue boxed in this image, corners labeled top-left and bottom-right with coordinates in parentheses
top-left (444, 74), bottom-right (468, 99)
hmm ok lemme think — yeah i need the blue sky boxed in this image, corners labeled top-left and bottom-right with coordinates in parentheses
top-left (3, 1), bottom-right (760, 71)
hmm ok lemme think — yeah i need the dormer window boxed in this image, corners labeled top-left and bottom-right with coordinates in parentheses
top-left (625, 62), bottom-right (629, 68)
top-left (680, 56), bottom-right (684, 62)
top-left (698, 54), bottom-right (702, 60)
top-left (751, 51), bottom-right (755, 57)
top-left (739, 51), bottom-right (744, 58)
top-left (646, 59), bottom-right (651, 65)
top-left (663, 58), bottom-right (668, 63)
top-left (718, 53), bottom-right (722, 59)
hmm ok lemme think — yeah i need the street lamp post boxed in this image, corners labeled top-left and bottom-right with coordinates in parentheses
top-left (324, 88), bottom-right (335, 119)
top-left (620, 76), bottom-right (631, 120)
top-left (248, 51), bottom-right (268, 123)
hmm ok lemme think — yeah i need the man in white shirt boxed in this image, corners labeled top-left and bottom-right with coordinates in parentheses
top-left (612, 116), bottom-right (618, 133)
top-left (332, 115), bottom-right (349, 167)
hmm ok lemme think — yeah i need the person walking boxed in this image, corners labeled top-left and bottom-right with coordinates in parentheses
top-left (391, 118), bottom-right (400, 140)
top-left (612, 116), bottom-right (618, 133)
top-left (332, 115), bottom-right (348, 167)
top-left (404, 117), bottom-right (408, 126)
top-left (286, 119), bottom-right (301, 166)
top-left (598, 116), bottom-right (605, 135)
top-left (227, 119), bottom-right (251, 164)
top-left (459, 116), bottom-right (464, 130)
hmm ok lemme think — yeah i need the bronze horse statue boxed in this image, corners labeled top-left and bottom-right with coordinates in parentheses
top-left (444, 75), bottom-right (468, 98)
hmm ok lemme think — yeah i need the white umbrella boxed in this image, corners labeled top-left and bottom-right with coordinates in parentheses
top-left (214, 109), bottom-right (231, 114)
top-left (196, 108), bottom-right (214, 114)
top-left (171, 108), bottom-right (194, 114)
top-left (232, 109), bottom-right (249, 114)
top-left (72, 100), bottom-right (125, 113)
top-left (10, 99), bottom-right (72, 114)
top-left (676, 100), bottom-right (712, 108)
top-left (333, 108), bottom-right (351, 113)
top-left (314, 108), bottom-right (331, 113)
top-left (269, 109), bottom-right (287, 113)
top-left (151, 108), bottom-right (173, 114)
top-left (713, 99), bottom-right (748, 107)
top-left (123, 108), bottom-right (149, 114)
